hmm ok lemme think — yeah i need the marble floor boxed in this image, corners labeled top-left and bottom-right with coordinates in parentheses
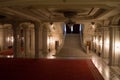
top-left (49, 34), bottom-right (120, 80)
top-left (91, 52), bottom-right (120, 80)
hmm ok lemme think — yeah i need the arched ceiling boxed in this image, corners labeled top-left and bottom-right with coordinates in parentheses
top-left (0, 0), bottom-right (120, 23)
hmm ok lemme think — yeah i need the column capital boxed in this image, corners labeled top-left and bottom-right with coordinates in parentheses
top-left (34, 22), bottom-right (41, 29)
top-left (32, 21), bottom-right (41, 25)
top-left (22, 24), bottom-right (29, 30)
top-left (11, 22), bottom-right (21, 31)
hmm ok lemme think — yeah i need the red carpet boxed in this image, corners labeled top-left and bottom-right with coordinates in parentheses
top-left (0, 58), bottom-right (104, 80)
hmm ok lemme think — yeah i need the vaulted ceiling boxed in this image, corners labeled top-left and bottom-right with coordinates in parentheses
top-left (0, 0), bottom-right (120, 23)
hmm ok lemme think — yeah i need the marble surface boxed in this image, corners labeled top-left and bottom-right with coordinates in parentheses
top-left (91, 52), bottom-right (120, 80)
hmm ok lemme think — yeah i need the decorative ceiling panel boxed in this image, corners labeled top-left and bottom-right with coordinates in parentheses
top-left (0, 0), bottom-right (120, 22)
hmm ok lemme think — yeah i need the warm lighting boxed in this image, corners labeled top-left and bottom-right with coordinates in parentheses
top-left (48, 35), bottom-right (55, 53)
top-left (50, 22), bottom-right (53, 25)
top-left (95, 38), bottom-right (98, 45)
top-left (50, 22), bottom-right (55, 30)
top-left (91, 22), bottom-right (95, 29)
top-left (11, 36), bottom-right (14, 43)
top-left (7, 36), bottom-right (14, 45)
top-left (71, 25), bottom-right (73, 32)
top-left (104, 66), bottom-right (110, 80)
top-left (92, 58), bottom-right (103, 75)
top-left (99, 39), bottom-right (102, 46)
top-left (115, 42), bottom-right (120, 49)
top-left (48, 56), bottom-right (56, 59)
top-left (48, 35), bottom-right (53, 44)
top-left (51, 24), bottom-right (54, 28)
top-left (105, 38), bottom-right (109, 49)
top-left (49, 36), bottom-right (54, 44)
top-left (7, 36), bottom-right (14, 43)
top-left (21, 37), bottom-right (24, 41)
top-left (105, 38), bottom-right (109, 45)
top-left (92, 25), bottom-right (95, 29)
top-left (7, 55), bottom-right (14, 58)
top-left (115, 41), bottom-right (120, 54)
top-left (93, 37), bottom-right (96, 43)
top-left (47, 55), bottom-right (56, 59)
top-left (47, 49), bottom-right (56, 59)
top-left (98, 65), bottom-right (102, 73)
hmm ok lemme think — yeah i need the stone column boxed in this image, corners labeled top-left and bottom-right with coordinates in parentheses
top-left (12, 22), bottom-right (21, 58)
top-left (102, 27), bottom-right (109, 59)
top-left (0, 25), bottom-right (4, 51)
top-left (96, 35), bottom-right (99, 55)
top-left (30, 27), bottom-right (35, 57)
top-left (42, 24), bottom-right (48, 57)
top-left (114, 27), bottom-right (120, 66)
top-left (101, 29), bottom-right (104, 58)
top-left (23, 24), bottom-right (30, 57)
top-left (39, 24), bottom-right (43, 57)
top-left (34, 22), bottom-right (41, 58)
top-left (109, 27), bottom-right (115, 66)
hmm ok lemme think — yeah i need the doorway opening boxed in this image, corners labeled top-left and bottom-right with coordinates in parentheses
top-left (64, 24), bottom-right (83, 34)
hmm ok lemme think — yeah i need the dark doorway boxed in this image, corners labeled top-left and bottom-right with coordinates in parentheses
top-left (66, 24), bottom-right (72, 33)
top-left (73, 24), bottom-right (80, 33)
top-left (66, 24), bottom-right (80, 34)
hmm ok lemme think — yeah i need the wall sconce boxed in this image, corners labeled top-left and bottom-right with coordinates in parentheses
top-left (50, 22), bottom-right (55, 30)
top-left (7, 36), bottom-right (14, 46)
top-left (50, 22), bottom-right (53, 26)
top-left (91, 22), bottom-right (95, 29)
top-left (99, 39), bottom-right (102, 46)
top-left (95, 38), bottom-right (98, 45)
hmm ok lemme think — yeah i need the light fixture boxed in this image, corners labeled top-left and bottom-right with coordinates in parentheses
top-left (66, 18), bottom-right (75, 28)
top-left (91, 22), bottom-right (95, 25)
top-left (50, 22), bottom-right (53, 28)
top-left (49, 15), bottom-right (55, 29)
top-left (50, 22), bottom-right (53, 25)
top-left (7, 36), bottom-right (14, 45)
top-left (50, 22), bottom-right (55, 30)
top-left (91, 22), bottom-right (95, 29)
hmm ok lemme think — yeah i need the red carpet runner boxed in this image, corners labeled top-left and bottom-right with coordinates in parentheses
top-left (0, 58), bottom-right (104, 80)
